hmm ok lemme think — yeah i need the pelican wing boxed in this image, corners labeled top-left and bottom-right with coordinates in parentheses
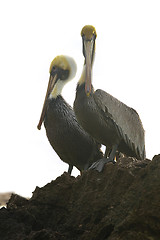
top-left (94, 89), bottom-right (146, 159)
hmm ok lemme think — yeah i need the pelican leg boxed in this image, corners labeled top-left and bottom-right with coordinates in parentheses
top-left (104, 147), bottom-right (112, 158)
top-left (89, 144), bottom-right (118, 172)
top-left (68, 164), bottom-right (73, 175)
top-left (108, 144), bottom-right (118, 163)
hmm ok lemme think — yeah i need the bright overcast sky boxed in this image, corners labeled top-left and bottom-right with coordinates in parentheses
top-left (0, 0), bottom-right (160, 197)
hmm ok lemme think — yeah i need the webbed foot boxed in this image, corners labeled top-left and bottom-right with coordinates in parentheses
top-left (89, 157), bottom-right (116, 172)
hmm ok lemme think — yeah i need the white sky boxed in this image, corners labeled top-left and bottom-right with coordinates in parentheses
top-left (0, 0), bottom-right (160, 197)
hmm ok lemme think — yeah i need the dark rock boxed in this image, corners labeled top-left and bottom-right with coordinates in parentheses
top-left (0, 156), bottom-right (160, 239)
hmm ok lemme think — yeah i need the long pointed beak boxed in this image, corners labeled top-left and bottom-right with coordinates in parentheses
top-left (84, 39), bottom-right (94, 96)
top-left (37, 74), bottom-right (57, 130)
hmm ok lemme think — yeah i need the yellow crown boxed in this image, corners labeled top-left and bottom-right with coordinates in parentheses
top-left (81, 25), bottom-right (97, 40)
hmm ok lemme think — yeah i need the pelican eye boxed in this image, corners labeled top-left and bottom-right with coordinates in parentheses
top-left (50, 66), bottom-right (56, 76)
top-left (50, 66), bottom-right (69, 81)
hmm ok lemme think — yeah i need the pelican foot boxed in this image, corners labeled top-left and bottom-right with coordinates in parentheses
top-left (89, 157), bottom-right (115, 172)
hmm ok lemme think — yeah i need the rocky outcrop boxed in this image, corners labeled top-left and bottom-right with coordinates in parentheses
top-left (0, 155), bottom-right (160, 239)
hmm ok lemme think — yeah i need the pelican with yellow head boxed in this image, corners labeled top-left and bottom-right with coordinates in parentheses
top-left (37, 55), bottom-right (103, 174)
top-left (74, 25), bottom-right (146, 172)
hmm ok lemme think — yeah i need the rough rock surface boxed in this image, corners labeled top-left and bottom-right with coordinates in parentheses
top-left (0, 155), bottom-right (160, 240)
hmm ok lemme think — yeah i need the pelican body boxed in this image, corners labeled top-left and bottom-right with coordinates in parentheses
top-left (37, 55), bottom-right (102, 174)
top-left (74, 26), bottom-right (146, 172)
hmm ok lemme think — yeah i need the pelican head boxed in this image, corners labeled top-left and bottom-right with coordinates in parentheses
top-left (37, 55), bottom-right (77, 130)
top-left (81, 25), bottom-right (97, 96)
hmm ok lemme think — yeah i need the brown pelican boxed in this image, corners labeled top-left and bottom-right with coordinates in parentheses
top-left (37, 55), bottom-right (103, 174)
top-left (74, 25), bottom-right (146, 172)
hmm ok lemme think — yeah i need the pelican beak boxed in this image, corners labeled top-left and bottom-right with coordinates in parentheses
top-left (37, 73), bottom-right (57, 130)
top-left (84, 38), bottom-right (95, 96)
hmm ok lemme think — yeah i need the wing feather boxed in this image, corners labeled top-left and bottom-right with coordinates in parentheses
top-left (94, 89), bottom-right (146, 159)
